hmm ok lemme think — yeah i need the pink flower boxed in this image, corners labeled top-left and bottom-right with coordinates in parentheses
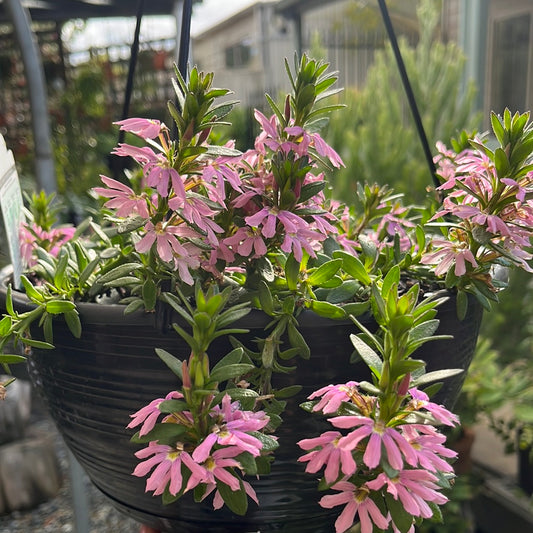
top-left (401, 425), bottom-right (457, 473)
top-left (298, 430), bottom-right (356, 484)
top-left (112, 143), bottom-right (158, 166)
top-left (367, 470), bottom-right (448, 520)
top-left (133, 441), bottom-right (206, 496)
top-left (308, 381), bottom-right (360, 414)
top-left (168, 194), bottom-right (223, 246)
top-left (334, 416), bottom-right (418, 470)
top-left (114, 118), bottom-right (162, 139)
top-left (135, 222), bottom-right (200, 284)
top-left (127, 391), bottom-right (184, 436)
top-left (20, 223), bottom-right (76, 267)
top-left (223, 227), bottom-right (268, 259)
top-left (408, 388), bottom-right (459, 427)
top-left (319, 481), bottom-right (389, 533)
top-left (192, 395), bottom-right (269, 462)
top-left (94, 175), bottom-right (149, 219)
top-left (420, 238), bottom-right (478, 276)
top-left (194, 446), bottom-right (244, 492)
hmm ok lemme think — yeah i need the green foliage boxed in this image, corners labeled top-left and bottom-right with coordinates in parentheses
top-left (324, 0), bottom-right (482, 204)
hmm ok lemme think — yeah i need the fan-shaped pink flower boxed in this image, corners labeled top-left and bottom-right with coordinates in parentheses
top-left (333, 416), bottom-right (418, 470)
top-left (319, 481), bottom-right (389, 533)
top-left (298, 430), bottom-right (356, 483)
top-left (115, 118), bottom-right (162, 139)
top-left (94, 175), bottom-right (149, 219)
top-left (127, 391), bottom-right (184, 436)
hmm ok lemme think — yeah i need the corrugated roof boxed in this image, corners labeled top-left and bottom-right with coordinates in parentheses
top-left (0, 0), bottom-right (195, 23)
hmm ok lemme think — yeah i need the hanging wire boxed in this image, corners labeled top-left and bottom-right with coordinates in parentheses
top-left (377, 0), bottom-right (440, 190)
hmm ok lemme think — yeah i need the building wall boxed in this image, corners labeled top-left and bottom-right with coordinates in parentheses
top-left (192, 1), bottom-right (294, 108)
top-left (486, 0), bottom-right (533, 116)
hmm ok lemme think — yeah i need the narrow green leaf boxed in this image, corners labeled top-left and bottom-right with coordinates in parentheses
top-left (211, 347), bottom-right (244, 373)
top-left (64, 309), bottom-right (82, 338)
top-left (308, 300), bottom-right (346, 319)
top-left (209, 363), bottom-right (254, 383)
top-left (333, 250), bottom-right (371, 284)
top-left (20, 276), bottom-right (44, 303)
top-left (157, 399), bottom-right (189, 414)
top-left (411, 368), bottom-right (464, 387)
top-left (142, 278), bottom-right (157, 311)
top-left (285, 253), bottom-right (300, 291)
top-left (155, 348), bottom-right (183, 380)
top-left (0, 354), bottom-right (26, 364)
top-left (306, 259), bottom-right (342, 286)
top-left (45, 300), bottom-right (76, 314)
top-left (350, 334), bottom-right (382, 378)
top-left (21, 338), bottom-right (54, 350)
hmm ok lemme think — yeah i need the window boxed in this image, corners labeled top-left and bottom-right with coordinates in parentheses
top-left (225, 42), bottom-right (251, 68)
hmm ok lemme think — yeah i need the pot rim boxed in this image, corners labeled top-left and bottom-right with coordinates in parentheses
top-left (0, 264), bottom-right (362, 330)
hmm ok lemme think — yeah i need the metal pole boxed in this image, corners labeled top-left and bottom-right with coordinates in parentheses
top-left (4, 0), bottom-right (57, 194)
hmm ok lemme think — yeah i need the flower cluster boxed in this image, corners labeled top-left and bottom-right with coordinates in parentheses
top-left (421, 113), bottom-right (533, 309)
top-left (299, 385), bottom-right (457, 533)
top-left (128, 392), bottom-right (270, 510)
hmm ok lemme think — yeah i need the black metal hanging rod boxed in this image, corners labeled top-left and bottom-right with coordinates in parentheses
top-left (377, 0), bottom-right (439, 190)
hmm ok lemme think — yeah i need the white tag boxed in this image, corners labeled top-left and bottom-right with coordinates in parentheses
top-left (0, 135), bottom-right (25, 289)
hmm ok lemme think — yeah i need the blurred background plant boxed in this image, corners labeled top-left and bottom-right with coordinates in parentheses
top-left (322, 0), bottom-right (482, 205)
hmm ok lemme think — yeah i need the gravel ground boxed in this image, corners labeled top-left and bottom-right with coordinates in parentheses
top-left (0, 414), bottom-right (140, 533)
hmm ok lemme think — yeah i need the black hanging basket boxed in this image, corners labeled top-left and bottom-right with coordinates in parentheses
top-left (0, 266), bottom-right (483, 532)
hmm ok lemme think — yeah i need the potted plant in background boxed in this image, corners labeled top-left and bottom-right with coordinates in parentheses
top-left (1, 55), bottom-right (532, 533)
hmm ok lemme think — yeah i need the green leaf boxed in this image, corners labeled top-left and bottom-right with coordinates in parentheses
top-left (306, 259), bottom-right (342, 286)
top-left (216, 478), bottom-right (248, 516)
top-left (257, 280), bottom-right (274, 316)
top-left (285, 253), bottom-right (300, 291)
top-left (287, 321), bottom-right (310, 359)
top-left (248, 431), bottom-right (279, 452)
top-left (385, 492), bottom-right (414, 533)
top-left (350, 334), bottom-right (382, 378)
top-left (407, 319), bottom-right (440, 343)
top-left (491, 111), bottom-right (505, 145)
top-left (0, 354), bottom-right (26, 364)
top-left (275, 385), bottom-right (302, 399)
top-left (21, 338), bottom-right (54, 350)
top-left (211, 347), bottom-right (244, 373)
top-left (97, 263), bottom-right (142, 284)
top-left (157, 399), bottom-right (189, 414)
top-left (342, 301), bottom-right (370, 317)
top-left (53, 252), bottom-right (69, 289)
top-left (456, 290), bottom-right (468, 320)
top-left (5, 284), bottom-right (14, 316)
top-left (209, 363), bottom-right (254, 383)
top-left (45, 300), bottom-right (76, 314)
top-left (494, 147), bottom-right (510, 177)
top-left (64, 309), bottom-right (82, 338)
top-left (411, 368), bottom-right (464, 387)
top-left (236, 452), bottom-right (258, 476)
top-left (333, 250), bottom-right (371, 284)
top-left (131, 422), bottom-right (187, 443)
top-left (142, 278), bottom-right (157, 311)
top-left (0, 316), bottom-right (12, 336)
top-left (20, 275), bottom-right (44, 303)
top-left (155, 348), bottom-right (183, 380)
top-left (308, 300), bottom-right (346, 319)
